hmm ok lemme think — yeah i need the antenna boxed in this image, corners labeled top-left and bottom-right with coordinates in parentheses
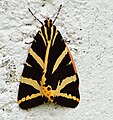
top-left (28, 8), bottom-right (43, 25)
top-left (53, 4), bottom-right (62, 24)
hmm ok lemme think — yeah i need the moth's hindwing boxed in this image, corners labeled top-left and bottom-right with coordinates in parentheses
top-left (18, 18), bottom-right (80, 109)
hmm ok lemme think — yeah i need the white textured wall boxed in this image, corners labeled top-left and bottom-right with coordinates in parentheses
top-left (0, 0), bottom-right (113, 120)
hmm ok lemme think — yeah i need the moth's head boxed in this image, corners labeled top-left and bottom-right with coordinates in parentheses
top-left (44, 18), bottom-right (52, 28)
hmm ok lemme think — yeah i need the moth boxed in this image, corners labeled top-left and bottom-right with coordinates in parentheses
top-left (18, 5), bottom-right (80, 109)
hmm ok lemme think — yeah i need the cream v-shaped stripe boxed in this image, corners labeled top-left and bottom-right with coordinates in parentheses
top-left (29, 48), bottom-right (44, 69)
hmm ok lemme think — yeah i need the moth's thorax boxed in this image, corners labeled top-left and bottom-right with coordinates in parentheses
top-left (43, 18), bottom-right (54, 41)
top-left (44, 18), bottom-right (52, 28)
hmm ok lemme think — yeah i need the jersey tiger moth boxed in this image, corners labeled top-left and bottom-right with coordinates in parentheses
top-left (18, 5), bottom-right (80, 109)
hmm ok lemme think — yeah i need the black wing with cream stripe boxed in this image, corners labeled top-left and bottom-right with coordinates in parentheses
top-left (18, 18), bottom-right (80, 109)
top-left (18, 26), bottom-right (48, 109)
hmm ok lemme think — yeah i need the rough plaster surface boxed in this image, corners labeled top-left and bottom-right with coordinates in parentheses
top-left (0, 0), bottom-right (113, 120)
